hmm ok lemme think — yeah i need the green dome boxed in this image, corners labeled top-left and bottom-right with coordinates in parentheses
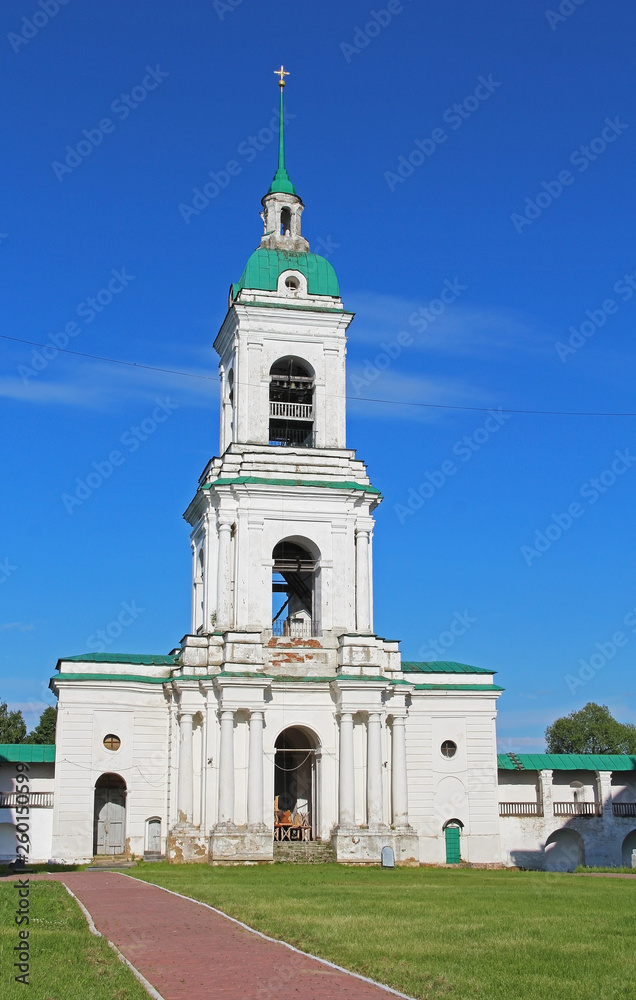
top-left (231, 249), bottom-right (340, 299)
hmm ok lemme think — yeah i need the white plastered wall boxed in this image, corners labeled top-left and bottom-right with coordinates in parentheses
top-left (51, 682), bottom-right (170, 862)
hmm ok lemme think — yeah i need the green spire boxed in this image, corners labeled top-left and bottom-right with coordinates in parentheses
top-left (268, 66), bottom-right (297, 195)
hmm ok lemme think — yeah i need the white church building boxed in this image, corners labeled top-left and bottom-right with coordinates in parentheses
top-left (19, 74), bottom-right (633, 870)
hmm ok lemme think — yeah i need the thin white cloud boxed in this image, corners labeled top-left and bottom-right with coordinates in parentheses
top-left (0, 622), bottom-right (35, 632)
top-left (347, 368), bottom-right (494, 422)
top-left (0, 378), bottom-right (98, 407)
top-left (349, 291), bottom-right (552, 358)
top-left (7, 701), bottom-right (49, 713)
top-left (0, 356), bottom-right (219, 412)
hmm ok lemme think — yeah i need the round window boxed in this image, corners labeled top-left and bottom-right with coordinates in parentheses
top-left (103, 734), bottom-right (121, 752)
top-left (285, 276), bottom-right (299, 289)
top-left (441, 740), bottom-right (457, 758)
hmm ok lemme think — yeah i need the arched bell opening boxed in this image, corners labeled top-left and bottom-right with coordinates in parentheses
top-left (272, 539), bottom-right (319, 637)
top-left (227, 368), bottom-right (234, 440)
top-left (269, 356), bottom-right (314, 447)
top-left (93, 774), bottom-right (127, 856)
top-left (194, 547), bottom-right (204, 634)
top-left (274, 726), bottom-right (319, 842)
top-left (280, 206), bottom-right (292, 236)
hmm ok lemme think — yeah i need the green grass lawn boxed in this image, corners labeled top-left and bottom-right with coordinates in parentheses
top-left (131, 862), bottom-right (636, 1000)
top-left (0, 879), bottom-right (149, 1000)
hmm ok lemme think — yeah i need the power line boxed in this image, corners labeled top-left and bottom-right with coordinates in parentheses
top-left (2, 332), bottom-right (636, 418)
top-left (1, 334), bottom-right (217, 382)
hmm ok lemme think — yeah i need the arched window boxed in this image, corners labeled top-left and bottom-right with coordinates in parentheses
top-left (272, 540), bottom-right (317, 636)
top-left (570, 780), bottom-right (584, 803)
top-left (269, 357), bottom-right (314, 447)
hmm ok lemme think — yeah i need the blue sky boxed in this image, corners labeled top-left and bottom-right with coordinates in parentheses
top-left (1, 0), bottom-right (635, 749)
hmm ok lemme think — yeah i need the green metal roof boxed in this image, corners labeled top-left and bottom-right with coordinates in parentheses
top-left (53, 673), bottom-right (173, 685)
top-left (414, 683), bottom-right (504, 692)
top-left (202, 476), bottom-right (380, 495)
top-left (402, 661), bottom-right (495, 675)
top-left (231, 249), bottom-right (339, 299)
top-left (58, 653), bottom-right (177, 667)
top-left (498, 753), bottom-right (636, 771)
top-left (0, 744), bottom-right (55, 763)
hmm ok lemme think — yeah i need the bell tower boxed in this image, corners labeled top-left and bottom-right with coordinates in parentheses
top-left (182, 69), bottom-right (399, 680)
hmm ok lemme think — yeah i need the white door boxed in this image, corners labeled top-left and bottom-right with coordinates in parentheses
top-left (147, 818), bottom-right (161, 854)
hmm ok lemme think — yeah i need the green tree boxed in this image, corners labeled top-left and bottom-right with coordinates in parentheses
top-left (545, 702), bottom-right (636, 754)
top-left (24, 705), bottom-right (57, 744)
top-left (0, 701), bottom-right (27, 744)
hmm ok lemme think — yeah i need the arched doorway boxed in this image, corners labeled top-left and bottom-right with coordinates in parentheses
top-left (93, 774), bottom-right (127, 856)
top-left (146, 817), bottom-right (162, 857)
top-left (274, 727), bottom-right (318, 841)
top-left (544, 829), bottom-right (585, 871)
top-left (622, 829), bottom-right (636, 867)
top-left (272, 539), bottom-right (319, 637)
top-left (443, 819), bottom-right (463, 863)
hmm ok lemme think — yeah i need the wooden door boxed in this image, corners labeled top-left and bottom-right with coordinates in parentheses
top-left (445, 825), bottom-right (461, 864)
top-left (94, 785), bottom-right (126, 855)
top-left (147, 818), bottom-right (161, 854)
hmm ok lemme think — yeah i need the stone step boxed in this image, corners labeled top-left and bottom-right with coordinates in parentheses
top-left (86, 855), bottom-right (136, 870)
top-left (273, 840), bottom-right (336, 864)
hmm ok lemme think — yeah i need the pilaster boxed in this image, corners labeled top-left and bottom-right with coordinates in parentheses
top-left (209, 675), bottom-right (273, 862)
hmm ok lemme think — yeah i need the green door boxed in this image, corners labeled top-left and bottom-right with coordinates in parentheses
top-left (445, 825), bottom-right (461, 864)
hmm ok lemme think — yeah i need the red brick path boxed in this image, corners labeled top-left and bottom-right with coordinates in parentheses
top-left (53, 872), bottom-right (414, 1000)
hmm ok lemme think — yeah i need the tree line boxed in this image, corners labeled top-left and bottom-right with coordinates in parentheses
top-left (0, 703), bottom-right (56, 744)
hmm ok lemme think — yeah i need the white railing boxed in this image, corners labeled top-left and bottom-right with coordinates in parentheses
top-left (553, 801), bottom-right (603, 817)
top-left (272, 618), bottom-right (318, 638)
top-left (0, 791), bottom-right (54, 808)
top-left (269, 402), bottom-right (313, 420)
top-left (499, 802), bottom-right (542, 817)
top-left (613, 802), bottom-right (636, 817)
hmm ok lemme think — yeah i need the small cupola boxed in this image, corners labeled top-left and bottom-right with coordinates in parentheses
top-left (260, 67), bottom-right (309, 253)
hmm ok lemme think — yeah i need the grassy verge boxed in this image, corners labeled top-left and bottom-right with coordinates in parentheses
top-left (576, 865), bottom-right (636, 874)
top-left (0, 864), bottom-right (83, 877)
top-left (0, 879), bottom-right (149, 999)
top-left (131, 862), bottom-right (636, 1000)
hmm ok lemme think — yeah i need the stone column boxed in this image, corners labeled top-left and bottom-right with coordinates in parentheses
top-left (367, 712), bottom-right (383, 827)
top-left (538, 769), bottom-right (553, 818)
top-left (391, 715), bottom-right (409, 827)
top-left (596, 770), bottom-right (614, 822)
top-left (338, 712), bottom-right (355, 827)
top-left (177, 712), bottom-right (194, 825)
top-left (355, 528), bottom-right (371, 633)
top-left (218, 710), bottom-right (235, 826)
top-left (247, 710), bottom-right (264, 828)
top-left (216, 519), bottom-right (233, 628)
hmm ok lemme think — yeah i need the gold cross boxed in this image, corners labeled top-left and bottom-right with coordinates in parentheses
top-left (274, 65), bottom-right (290, 88)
